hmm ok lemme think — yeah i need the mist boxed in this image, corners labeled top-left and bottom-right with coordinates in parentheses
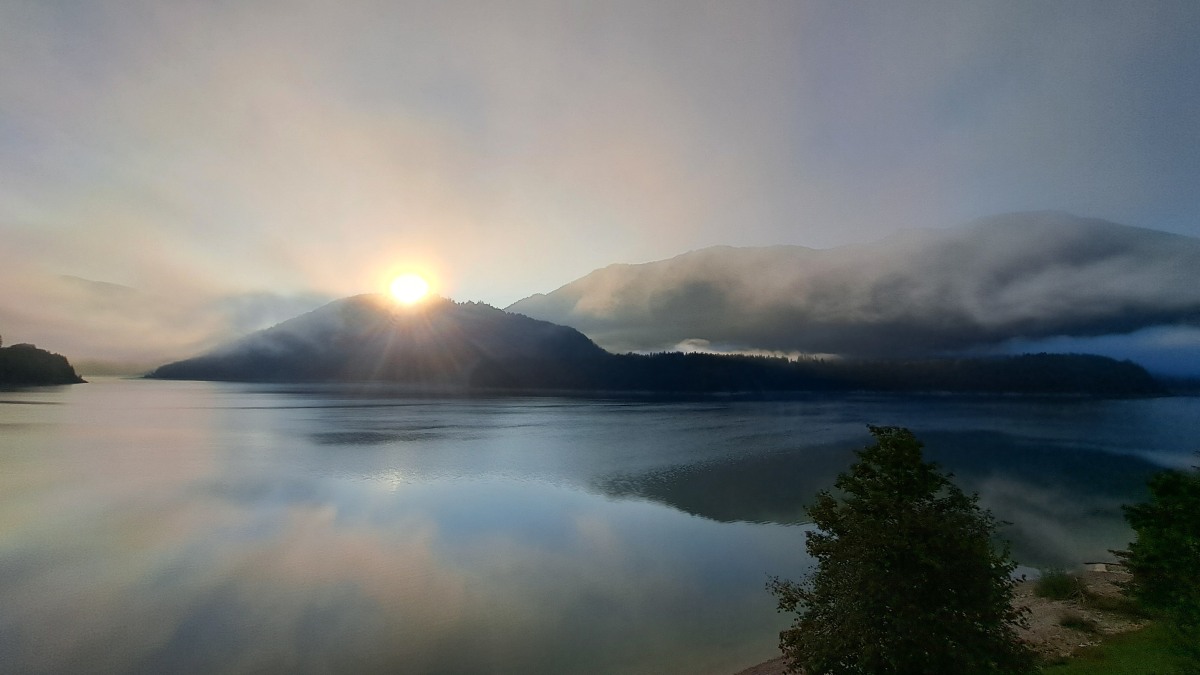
top-left (5, 2), bottom-right (1200, 334)
top-left (0, 272), bottom-right (329, 374)
top-left (508, 212), bottom-right (1200, 375)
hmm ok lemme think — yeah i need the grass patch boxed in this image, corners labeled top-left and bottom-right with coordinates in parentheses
top-left (1041, 622), bottom-right (1175, 675)
top-left (1084, 593), bottom-right (1154, 619)
top-left (1058, 611), bottom-right (1099, 632)
top-left (1036, 570), bottom-right (1088, 601)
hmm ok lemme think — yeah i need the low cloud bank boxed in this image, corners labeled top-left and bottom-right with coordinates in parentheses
top-left (508, 212), bottom-right (1200, 373)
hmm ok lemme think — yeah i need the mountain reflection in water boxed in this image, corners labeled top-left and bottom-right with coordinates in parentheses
top-left (596, 429), bottom-right (1162, 567)
top-left (0, 380), bottom-right (1195, 674)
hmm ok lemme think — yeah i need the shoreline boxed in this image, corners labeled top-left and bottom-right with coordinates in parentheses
top-left (732, 567), bottom-right (1146, 675)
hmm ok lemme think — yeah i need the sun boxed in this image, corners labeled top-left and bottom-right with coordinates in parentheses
top-left (389, 273), bottom-right (431, 305)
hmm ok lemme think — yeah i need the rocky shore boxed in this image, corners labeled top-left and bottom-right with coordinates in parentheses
top-left (735, 567), bottom-right (1146, 675)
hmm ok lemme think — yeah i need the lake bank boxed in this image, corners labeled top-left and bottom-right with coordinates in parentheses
top-left (734, 567), bottom-right (1150, 675)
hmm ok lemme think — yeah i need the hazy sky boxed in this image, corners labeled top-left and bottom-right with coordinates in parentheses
top-left (3, 1), bottom-right (1199, 366)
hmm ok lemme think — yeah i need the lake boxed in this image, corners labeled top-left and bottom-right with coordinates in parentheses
top-left (1, 379), bottom-right (1197, 674)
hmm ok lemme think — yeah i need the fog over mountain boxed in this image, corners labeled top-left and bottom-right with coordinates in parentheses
top-left (507, 212), bottom-right (1200, 370)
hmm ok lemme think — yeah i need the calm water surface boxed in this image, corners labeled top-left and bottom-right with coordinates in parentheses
top-left (1, 379), bottom-right (1197, 674)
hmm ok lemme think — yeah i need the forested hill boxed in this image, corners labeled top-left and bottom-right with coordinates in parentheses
top-left (475, 351), bottom-right (1164, 397)
top-left (0, 343), bottom-right (86, 385)
top-left (148, 295), bottom-right (609, 385)
top-left (147, 295), bottom-right (1163, 397)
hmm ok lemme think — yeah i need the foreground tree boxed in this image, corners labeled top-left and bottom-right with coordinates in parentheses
top-left (1117, 459), bottom-right (1200, 673)
top-left (768, 426), bottom-right (1035, 674)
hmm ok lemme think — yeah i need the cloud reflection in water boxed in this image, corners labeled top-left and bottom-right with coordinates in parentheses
top-left (2, 381), bottom-right (1197, 673)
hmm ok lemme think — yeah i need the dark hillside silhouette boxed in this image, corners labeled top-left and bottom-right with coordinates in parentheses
top-left (149, 295), bottom-right (610, 386)
top-left (0, 341), bottom-right (86, 385)
top-left (148, 296), bottom-right (1164, 397)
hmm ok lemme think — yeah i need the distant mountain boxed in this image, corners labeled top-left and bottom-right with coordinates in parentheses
top-left (0, 343), bottom-right (86, 385)
top-left (148, 295), bottom-right (610, 386)
top-left (506, 212), bottom-right (1200, 357)
top-left (147, 294), bottom-right (1164, 396)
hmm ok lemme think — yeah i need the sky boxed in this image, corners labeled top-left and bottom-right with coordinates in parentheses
top-left (2, 1), bottom-right (1199, 370)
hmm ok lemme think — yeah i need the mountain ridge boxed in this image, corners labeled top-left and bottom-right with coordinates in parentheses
top-left (147, 293), bottom-right (1164, 397)
top-left (149, 294), bottom-right (609, 385)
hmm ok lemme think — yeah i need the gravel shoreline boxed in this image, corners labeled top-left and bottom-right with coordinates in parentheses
top-left (733, 568), bottom-right (1146, 675)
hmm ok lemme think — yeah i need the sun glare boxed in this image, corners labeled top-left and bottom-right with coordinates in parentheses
top-left (389, 273), bottom-right (431, 305)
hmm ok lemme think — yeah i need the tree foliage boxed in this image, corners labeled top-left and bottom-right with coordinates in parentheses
top-left (1117, 459), bottom-right (1200, 672)
top-left (768, 426), bottom-right (1036, 674)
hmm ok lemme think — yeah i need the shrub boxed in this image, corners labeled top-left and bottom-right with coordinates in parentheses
top-left (1036, 570), bottom-right (1088, 601)
top-left (1084, 593), bottom-right (1153, 618)
top-left (767, 426), bottom-right (1036, 674)
top-left (1116, 460), bottom-right (1200, 672)
top-left (1059, 611), bottom-right (1099, 632)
